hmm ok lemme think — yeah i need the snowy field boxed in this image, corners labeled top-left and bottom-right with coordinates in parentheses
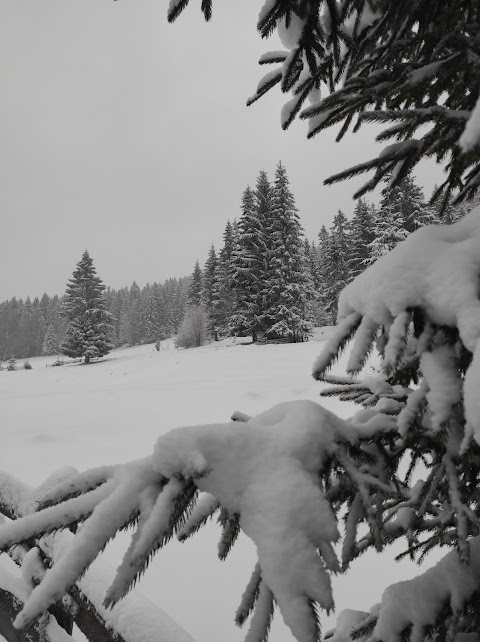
top-left (1, 331), bottom-right (438, 642)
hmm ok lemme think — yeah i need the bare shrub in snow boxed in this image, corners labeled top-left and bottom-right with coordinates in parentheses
top-left (175, 306), bottom-right (210, 349)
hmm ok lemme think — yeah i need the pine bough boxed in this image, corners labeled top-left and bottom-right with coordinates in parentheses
top-left (168, 0), bottom-right (480, 208)
top-left (1, 211), bottom-right (480, 641)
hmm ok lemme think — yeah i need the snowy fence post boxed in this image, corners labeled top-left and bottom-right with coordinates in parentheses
top-left (0, 470), bottom-right (129, 642)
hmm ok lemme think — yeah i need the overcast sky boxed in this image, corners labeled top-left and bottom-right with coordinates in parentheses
top-left (0, 0), bottom-right (441, 303)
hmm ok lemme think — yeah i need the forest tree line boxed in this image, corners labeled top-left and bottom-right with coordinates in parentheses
top-left (0, 167), bottom-right (471, 361)
top-left (0, 277), bottom-right (189, 361)
top-left (186, 169), bottom-right (471, 339)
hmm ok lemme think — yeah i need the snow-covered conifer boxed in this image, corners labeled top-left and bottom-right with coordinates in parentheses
top-left (211, 221), bottom-right (237, 336)
top-left (61, 251), bottom-right (114, 364)
top-left (368, 200), bottom-right (409, 264)
top-left (347, 199), bottom-right (375, 281)
top-left (42, 324), bottom-right (58, 356)
top-left (316, 226), bottom-right (334, 325)
top-left (201, 245), bottom-right (219, 315)
top-left (229, 183), bottom-right (268, 341)
top-left (323, 211), bottom-right (350, 319)
top-left (264, 162), bottom-right (314, 341)
top-left (187, 261), bottom-right (203, 308)
top-left (142, 287), bottom-right (164, 344)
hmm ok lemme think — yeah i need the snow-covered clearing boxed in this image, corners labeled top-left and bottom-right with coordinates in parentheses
top-left (0, 331), bottom-right (438, 642)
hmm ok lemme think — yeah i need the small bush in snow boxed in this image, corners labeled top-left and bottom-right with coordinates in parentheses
top-left (175, 306), bottom-right (210, 349)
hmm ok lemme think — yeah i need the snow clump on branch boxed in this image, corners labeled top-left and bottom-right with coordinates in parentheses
top-left (0, 400), bottom-right (395, 642)
top-left (314, 207), bottom-right (480, 445)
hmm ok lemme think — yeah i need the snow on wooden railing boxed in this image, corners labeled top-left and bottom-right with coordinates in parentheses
top-left (0, 469), bottom-right (196, 642)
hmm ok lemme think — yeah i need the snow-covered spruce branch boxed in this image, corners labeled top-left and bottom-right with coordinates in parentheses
top-left (167, 0), bottom-right (480, 204)
top-left (0, 469), bottom-right (192, 642)
top-left (0, 468), bottom-right (126, 642)
top-left (0, 398), bottom-right (406, 642)
top-left (313, 210), bottom-right (480, 640)
top-left (332, 536), bottom-right (480, 642)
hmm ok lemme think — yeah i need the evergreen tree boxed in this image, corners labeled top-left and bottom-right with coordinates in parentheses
top-left (201, 245), bottom-right (219, 317)
top-left (165, 277), bottom-right (188, 333)
top-left (316, 225), bottom-right (334, 325)
top-left (324, 211), bottom-right (350, 320)
top-left (187, 261), bottom-right (203, 308)
top-left (265, 162), bottom-right (314, 341)
top-left (42, 324), bottom-right (58, 356)
top-left (305, 239), bottom-right (322, 291)
top-left (229, 184), bottom-right (266, 340)
top-left (367, 176), bottom-right (433, 264)
top-left (61, 251), bottom-right (113, 364)
top-left (348, 199), bottom-right (376, 281)
top-left (18, 298), bottom-right (37, 358)
top-left (119, 282), bottom-right (143, 346)
top-left (382, 175), bottom-right (436, 234)
top-left (212, 220), bottom-right (237, 336)
top-left (109, 287), bottom-right (129, 347)
top-left (142, 287), bottom-right (162, 344)
top-left (368, 206), bottom-right (408, 264)
top-left (253, 171), bottom-right (276, 335)
top-left (304, 238), bottom-right (328, 327)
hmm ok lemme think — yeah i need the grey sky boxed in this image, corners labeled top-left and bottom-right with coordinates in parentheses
top-left (0, 0), bottom-right (440, 302)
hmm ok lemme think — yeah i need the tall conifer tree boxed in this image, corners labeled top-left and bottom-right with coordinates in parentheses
top-left (265, 162), bottom-right (314, 341)
top-left (254, 171), bottom-right (276, 334)
top-left (348, 199), bottom-right (376, 281)
top-left (42, 324), bottom-right (58, 356)
top-left (201, 245), bottom-right (219, 314)
top-left (187, 261), bottom-right (203, 308)
top-left (325, 211), bottom-right (350, 319)
top-left (230, 185), bottom-right (265, 340)
top-left (61, 251), bottom-right (113, 363)
top-left (213, 220), bottom-right (236, 335)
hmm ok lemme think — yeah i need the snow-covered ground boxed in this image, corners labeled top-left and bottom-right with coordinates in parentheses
top-left (0, 331), bottom-right (437, 642)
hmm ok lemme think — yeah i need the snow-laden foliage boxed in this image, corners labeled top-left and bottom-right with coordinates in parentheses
top-left (1, 211), bottom-right (480, 642)
top-left (0, 468), bottom-right (196, 642)
top-left (169, 0), bottom-right (480, 206)
top-left (0, 400), bottom-right (397, 642)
